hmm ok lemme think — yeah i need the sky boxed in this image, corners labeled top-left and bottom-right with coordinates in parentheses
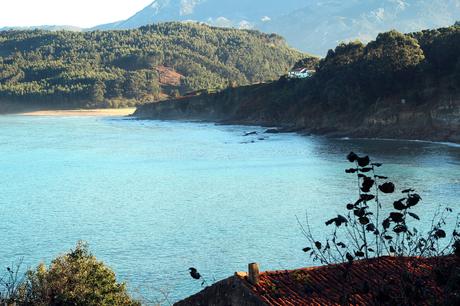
top-left (0, 0), bottom-right (154, 28)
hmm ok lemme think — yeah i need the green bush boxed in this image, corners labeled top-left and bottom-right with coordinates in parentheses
top-left (19, 242), bottom-right (139, 306)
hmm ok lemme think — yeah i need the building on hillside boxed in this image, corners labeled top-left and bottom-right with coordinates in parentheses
top-left (174, 256), bottom-right (458, 306)
top-left (288, 68), bottom-right (315, 79)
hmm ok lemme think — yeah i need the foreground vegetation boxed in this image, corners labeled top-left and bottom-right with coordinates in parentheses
top-left (300, 152), bottom-right (460, 304)
top-left (0, 22), bottom-right (305, 109)
top-left (0, 242), bottom-right (139, 306)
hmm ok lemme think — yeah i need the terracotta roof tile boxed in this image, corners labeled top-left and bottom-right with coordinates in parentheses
top-left (238, 256), bottom-right (458, 306)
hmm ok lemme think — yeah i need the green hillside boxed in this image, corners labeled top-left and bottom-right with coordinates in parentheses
top-left (0, 22), bottom-right (305, 109)
top-left (136, 24), bottom-right (460, 143)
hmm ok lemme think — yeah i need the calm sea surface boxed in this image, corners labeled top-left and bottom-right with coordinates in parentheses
top-left (0, 115), bottom-right (459, 302)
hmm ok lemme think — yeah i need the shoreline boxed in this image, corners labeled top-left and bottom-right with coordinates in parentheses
top-left (18, 108), bottom-right (137, 117)
top-left (131, 113), bottom-right (460, 146)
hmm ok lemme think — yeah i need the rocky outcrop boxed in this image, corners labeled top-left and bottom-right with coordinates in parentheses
top-left (134, 82), bottom-right (460, 143)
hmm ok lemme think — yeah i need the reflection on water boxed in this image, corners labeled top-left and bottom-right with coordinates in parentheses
top-left (0, 115), bottom-right (459, 301)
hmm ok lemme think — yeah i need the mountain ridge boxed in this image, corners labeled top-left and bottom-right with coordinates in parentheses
top-left (2, 1), bottom-right (460, 55)
top-left (93, 0), bottom-right (460, 55)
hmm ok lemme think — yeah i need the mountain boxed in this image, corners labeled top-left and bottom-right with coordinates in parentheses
top-left (260, 0), bottom-right (460, 55)
top-left (94, 0), bottom-right (460, 55)
top-left (94, 0), bottom-right (307, 30)
top-left (0, 25), bottom-right (82, 32)
top-left (0, 22), bottom-right (305, 110)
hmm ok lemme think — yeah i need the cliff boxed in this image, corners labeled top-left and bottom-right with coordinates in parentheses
top-left (134, 80), bottom-right (460, 143)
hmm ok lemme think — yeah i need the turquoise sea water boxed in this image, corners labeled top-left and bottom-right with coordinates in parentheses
top-left (0, 115), bottom-right (459, 302)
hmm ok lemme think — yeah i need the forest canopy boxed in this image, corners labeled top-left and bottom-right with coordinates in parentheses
top-left (0, 22), bottom-right (305, 108)
top-left (287, 24), bottom-right (460, 110)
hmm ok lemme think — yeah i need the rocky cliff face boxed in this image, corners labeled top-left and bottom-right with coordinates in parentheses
top-left (134, 82), bottom-right (460, 143)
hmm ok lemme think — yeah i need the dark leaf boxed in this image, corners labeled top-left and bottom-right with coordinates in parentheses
top-left (390, 212), bottom-right (404, 223)
top-left (402, 188), bottom-right (415, 194)
top-left (372, 163), bottom-right (383, 167)
top-left (346, 252), bottom-right (354, 262)
top-left (337, 242), bottom-right (347, 248)
top-left (408, 212), bottom-right (420, 220)
top-left (337, 215), bottom-right (348, 225)
top-left (390, 246), bottom-right (396, 253)
top-left (326, 215), bottom-right (348, 227)
top-left (354, 208), bottom-right (366, 218)
top-left (382, 218), bottom-right (391, 230)
top-left (393, 200), bottom-right (406, 211)
top-left (360, 194), bottom-right (375, 202)
top-left (346, 203), bottom-right (355, 210)
top-left (354, 198), bottom-right (364, 206)
top-left (384, 235), bottom-right (393, 240)
top-left (302, 247), bottom-right (312, 253)
top-left (366, 223), bottom-right (376, 232)
top-left (315, 241), bottom-right (322, 250)
top-left (346, 168), bottom-right (358, 174)
top-left (359, 167), bottom-right (373, 173)
top-left (407, 194), bottom-right (421, 207)
top-left (376, 175), bottom-right (388, 179)
top-left (435, 229), bottom-right (446, 239)
top-left (347, 152), bottom-right (359, 163)
top-left (357, 156), bottom-right (370, 167)
top-left (361, 177), bottom-right (375, 193)
top-left (189, 268), bottom-right (201, 280)
top-left (359, 217), bottom-right (370, 225)
top-left (368, 248), bottom-right (375, 252)
top-left (355, 251), bottom-right (365, 257)
top-left (379, 182), bottom-right (395, 194)
top-left (393, 224), bottom-right (407, 234)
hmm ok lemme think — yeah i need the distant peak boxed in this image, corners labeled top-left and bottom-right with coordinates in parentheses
top-left (180, 0), bottom-right (203, 16)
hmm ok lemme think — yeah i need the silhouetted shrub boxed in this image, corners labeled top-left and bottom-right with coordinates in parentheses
top-left (300, 152), bottom-right (460, 305)
top-left (1, 242), bottom-right (139, 306)
top-left (301, 152), bottom-right (459, 263)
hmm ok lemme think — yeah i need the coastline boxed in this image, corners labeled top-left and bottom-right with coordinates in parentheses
top-left (18, 108), bottom-right (137, 117)
top-left (132, 110), bottom-right (460, 145)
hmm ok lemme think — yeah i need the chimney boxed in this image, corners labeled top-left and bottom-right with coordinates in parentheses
top-left (248, 263), bottom-right (260, 285)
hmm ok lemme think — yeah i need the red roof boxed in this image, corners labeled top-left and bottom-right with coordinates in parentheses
top-left (239, 256), bottom-right (458, 306)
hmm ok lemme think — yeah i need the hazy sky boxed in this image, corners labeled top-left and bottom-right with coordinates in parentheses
top-left (0, 0), bottom-right (153, 28)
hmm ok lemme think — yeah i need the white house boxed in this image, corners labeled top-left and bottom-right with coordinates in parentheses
top-left (288, 68), bottom-right (315, 79)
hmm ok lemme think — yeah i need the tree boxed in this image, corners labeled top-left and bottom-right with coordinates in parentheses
top-left (363, 30), bottom-right (425, 75)
top-left (20, 242), bottom-right (140, 306)
top-left (319, 41), bottom-right (365, 73)
top-left (90, 81), bottom-right (106, 104)
top-left (292, 57), bottom-right (320, 70)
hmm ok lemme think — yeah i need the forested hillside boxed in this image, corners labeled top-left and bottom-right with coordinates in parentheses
top-left (0, 22), bottom-right (304, 109)
top-left (136, 24), bottom-right (460, 143)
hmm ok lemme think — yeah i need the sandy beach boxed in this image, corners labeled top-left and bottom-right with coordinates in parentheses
top-left (20, 108), bottom-right (136, 117)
